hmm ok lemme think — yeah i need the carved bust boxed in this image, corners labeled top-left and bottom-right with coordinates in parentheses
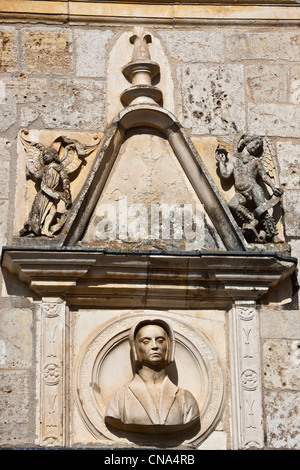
top-left (105, 319), bottom-right (200, 434)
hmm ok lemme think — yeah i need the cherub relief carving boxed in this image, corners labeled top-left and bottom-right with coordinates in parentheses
top-left (19, 132), bottom-right (98, 238)
top-left (215, 134), bottom-right (283, 243)
top-left (105, 319), bottom-right (200, 434)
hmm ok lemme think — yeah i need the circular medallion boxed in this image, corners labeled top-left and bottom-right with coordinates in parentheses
top-left (241, 369), bottom-right (258, 390)
top-left (74, 311), bottom-right (225, 447)
top-left (43, 363), bottom-right (60, 385)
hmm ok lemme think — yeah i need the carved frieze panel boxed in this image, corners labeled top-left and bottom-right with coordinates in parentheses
top-left (229, 301), bottom-right (264, 449)
top-left (36, 300), bottom-right (67, 447)
top-left (73, 312), bottom-right (225, 448)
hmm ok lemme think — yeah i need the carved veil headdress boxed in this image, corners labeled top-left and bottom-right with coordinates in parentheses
top-left (129, 319), bottom-right (176, 370)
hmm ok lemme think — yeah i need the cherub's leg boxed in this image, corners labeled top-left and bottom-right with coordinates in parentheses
top-left (252, 185), bottom-right (279, 241)
top-left (229, 193), bottom-right (256, 225)
top-left (252, 185), bottom-right (266, 208)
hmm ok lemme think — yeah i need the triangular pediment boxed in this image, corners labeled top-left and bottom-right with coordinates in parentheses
top-left (81, 127), bottom-right (227, 252)
top-left (60, 105), bottom-right (247, 252)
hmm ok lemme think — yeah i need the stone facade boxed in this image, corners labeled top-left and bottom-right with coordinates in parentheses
top-left (0, 1), bottom-right (299, 451)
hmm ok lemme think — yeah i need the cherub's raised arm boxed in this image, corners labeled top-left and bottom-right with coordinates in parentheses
top-left (215, 146), bottom-right (234, 178)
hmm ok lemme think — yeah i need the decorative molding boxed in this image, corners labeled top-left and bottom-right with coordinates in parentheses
top-left (2, 248), bottom-right (296, 308)
top-left (0, 1), bottom-right (299, 25)
top-left (229, 301), bottom-right (264, 449)
top-left (36, 299), bottom-right (67, 447)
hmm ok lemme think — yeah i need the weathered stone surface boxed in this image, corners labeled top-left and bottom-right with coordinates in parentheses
top-left (0, 167), bottom-right (10, 200)
top-left (277, 141), bottom-right (300, 189)
top-left (260, 310), bottom-right (300, 340)
top-left (0, 28), bottom-right (18, 72)
top-left (248, 103), bottom-right (300, 138)
top-left (0, 138), bottom-right (11, 199)
top-left (265, 391), bottom-right (300, 449)
top-left (158, 30), bottom-right (224, 63)
top-left (282, 190), bottom-right (300, 237)
top-left (75, 29), bottom-right (113, 78)
top-left (290, 239), bottom-right (300, 285)
top-left (198, 431), bottom-right (227, 450)
top-left (0, 370), bottom-right (31, 445)
top-left (0, 200), bottom-right (8, 250)
top-left (0, 88), bottom-right (16, 131)
top-left (290, 66), bottom-right (300, 104)
top-left (20, 106), bottom-right (39, 127)
top-left (23, 29), bottom-right (73, 74)
top-left (1, 75), bottom-right (106, 130)
top-left (245, 65), bottom-right (287, 103)
top-left (226, 32), bottom-right (300, 61)
top-left (178, 64), bottom-right (245, 134)
top-left (0, 308), bottom-right (33, 368)
top-left (4, 75), bottom-right (48, 104)
top-left (263, 339), bottom-right (300, 390)
top-left (20, 79), bottom-right (106, 130)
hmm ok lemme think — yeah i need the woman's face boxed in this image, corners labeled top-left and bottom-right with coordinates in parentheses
top-left (135, 324), bottom-right (168, 368)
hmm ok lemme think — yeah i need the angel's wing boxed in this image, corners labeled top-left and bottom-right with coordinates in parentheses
top-left (52, 135), bottom-right (100, 175)
top-left (19, 130), bottom-right (45, 179)
top-left (262, 137), bottom-right (279, 186)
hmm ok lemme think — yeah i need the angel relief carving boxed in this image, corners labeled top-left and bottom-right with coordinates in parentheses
top-left (215, 134), bottom-right (284, 244)
top-left (19, 131), bottom-right (99, 238)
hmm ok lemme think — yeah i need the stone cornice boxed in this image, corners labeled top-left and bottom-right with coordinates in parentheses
top-left (2, 247), bottom-right (296, 308)
top-left (0, 1), bottom-right (299, 25)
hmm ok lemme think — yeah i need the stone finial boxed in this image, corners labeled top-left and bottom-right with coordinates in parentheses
top-left (121, 27), bottom-right (162, 107)
top-left (129, 27), bottom-right (152, 61)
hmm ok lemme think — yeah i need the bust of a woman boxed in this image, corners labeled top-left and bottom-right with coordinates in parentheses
top-left (105, 319), bottom-right (200, 434)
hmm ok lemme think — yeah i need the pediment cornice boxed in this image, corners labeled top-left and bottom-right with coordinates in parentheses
top-left (2, 247), bottom-right (296, 308)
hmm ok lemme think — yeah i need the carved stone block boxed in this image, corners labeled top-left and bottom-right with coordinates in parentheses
top-left (75, 30), bottom-right (113, 78)
top-left (248, 102), bottom-right (300, 138)
top-left (277, 141), bottom-right (300, 190)
top-left (265, 391), bottom-right (300, 449)
top-left (178, 64), bottom-right (246, 135)
top-left (263, 339), bottom-right (300, 390)
top-left (23, 30), bottom-right (73, 74)
top-left (283, 190), bottom-right (300, 237)
top-left (0, 28), bottom-right (17, 72)
top-left (226, 31), bottom-right (300, 62)
top-left (158, 30), bottom-right (224, 63)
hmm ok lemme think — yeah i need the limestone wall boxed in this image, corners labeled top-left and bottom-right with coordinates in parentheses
top-left (0, 2), bottom-right (299, 449)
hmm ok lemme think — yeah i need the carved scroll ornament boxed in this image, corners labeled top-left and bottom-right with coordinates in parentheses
top-left (215, 134), bottom-right (284, 244)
